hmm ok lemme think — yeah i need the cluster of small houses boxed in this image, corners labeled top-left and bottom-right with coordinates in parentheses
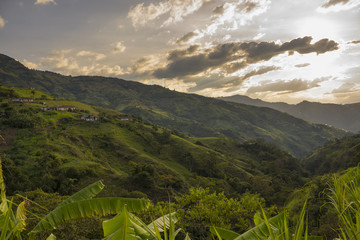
top-left (11, 97), bottom-right (129, 122)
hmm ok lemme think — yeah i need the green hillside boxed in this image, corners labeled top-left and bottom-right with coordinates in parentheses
top-left (0, 53), bottom-right (349, 157)
top-left (0, 85), bottom-right (309, 205)
top-left (301, 134), bottom-right (360, 175)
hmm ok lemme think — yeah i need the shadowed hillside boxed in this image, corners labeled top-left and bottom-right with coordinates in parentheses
top-left (302, 134), bottom-right (360, 175)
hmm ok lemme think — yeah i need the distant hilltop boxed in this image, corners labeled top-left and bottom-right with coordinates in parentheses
top-left (219, 95), bottom-right (360, 133)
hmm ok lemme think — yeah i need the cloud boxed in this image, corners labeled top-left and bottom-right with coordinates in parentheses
top-left (36, 49), bottom-right (125, 77)
top-left (199, 0), bottom-right (271, 37)
top-left (131, 55), bottom-right (164, 76)
top-left (349, 40), bottom-right (360, 44)
top-left (39, 50), bottom-right (80, 74)
top-left (215, 65), bottom-right (280, 90)
top-left (331, 82), bottom-right (358, 94)
top-left (318, 0), bottom-right (360, 12)
top-left (128, 0), bottom-right (210, 28)
top-left (34, 0), bottom-right (56, 5)
top-left (330, 67), bottom-right (360, 103)
top-left (246, 78), bottom-right (324, 94)
top-left (321, 0), bottom-right (350, 7)
top-left (242, 66), bottom-right (280, 81)
top-left (22, 59), bottom-right (38, 69)
top-left (213, 5), bottom-right (225, 15)
top-left (182, 66), bottom-right (280, 94)
top-left (0, 16), bottom-right (6, 28)
top-left (186, 73), bottom-right (240, 92)
top-left (224, 61), bottom-right (248, 74)
top-left (153, 37), bottom-right (339, 79)
top-left (112, 41), bottom-right (126, 53)
top-left (76, 50), bottom-right (106, 61)
top-left (331, 82), bottom-right (360, 103)
top-left (176, 32), bottom-right (199, 45)
top-left (253, 33), bottom-right (266, 40)
top-left (168, 45), bottom-right (200, 60)
top-left (295, 63), bottom-right (310, 68)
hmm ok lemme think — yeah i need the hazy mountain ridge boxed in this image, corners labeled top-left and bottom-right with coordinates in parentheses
top-left (0, 53), bottom-right (349, 157)
top-left (219, 95), bottom-right (360, 132)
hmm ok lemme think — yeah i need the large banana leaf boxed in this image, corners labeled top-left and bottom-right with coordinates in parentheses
top-left (212, 211), bottom-right (323, 240)
top-left (212, 212), bottom-right (285, 240)
top-left (147, 212), bottom-right (178, 233)
top-left (30, 197), bottom-right (149, 235)
top-left (102, 205), bottom-right (141, 240)
top-left (210, 226), bottom-right (239, 240)
top-left (103, 207), bottom-right (182, 240)
top-left (57, 180), bottom-right (104, 208)
top-left (236, 212), bottom-right (285, 240)
top-left (102, 205), bottom-right (158, 240)
top-left (46, 233), bottom-right (57, 240)
top-left (14, 201), bottom-right (27, 232)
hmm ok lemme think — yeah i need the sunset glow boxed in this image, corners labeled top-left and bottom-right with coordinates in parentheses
top-left (0, 0), bottom-right (359, 103)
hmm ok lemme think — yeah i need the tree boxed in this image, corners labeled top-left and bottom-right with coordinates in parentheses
top-left (31, 89), bottom-right (35, 99)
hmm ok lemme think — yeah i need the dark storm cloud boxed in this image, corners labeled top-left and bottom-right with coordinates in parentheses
top-left (218, 65), bottom-right (280, 90)
top-left (224, 61), bottom-right (247, 74)
top-left (168, 45), bottom-right (200, 60)
top-left (246, 78), bottom-right (324, 94)
top-left (283, 37), bottom-right (338, 54)
top-left (242, 66), bottom-right (280, 81)
top-left (176, 31), bottom-right (199, 45)
top-left (321, 0), bottom-right (350, 8)
top-left (153, 37), bottom-right (339, 79)
top-left (183, 65), bottom-right (280, 92)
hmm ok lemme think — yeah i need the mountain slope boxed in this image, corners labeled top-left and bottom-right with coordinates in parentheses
top-left (219, 95), bottom-right (360, 132)
top-left (0, 85), bottom-right (308, 204)
top-left (0, 53), bottom-right (348, 157)
top-left (302, 134), bottom-right (360, 175)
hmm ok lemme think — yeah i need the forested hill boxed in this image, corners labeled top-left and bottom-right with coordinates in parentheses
top-left (0, 53), bottom-right (349, 157)
top-left (0, 85), bottom-right (308, 205)
top-left (219, 94), bottom-right (360, 132)
top-left (302, 134), bottom-right (360, 175)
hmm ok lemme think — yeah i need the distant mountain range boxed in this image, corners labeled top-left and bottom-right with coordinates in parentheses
top-left (0, 53), bottom-right (349, 157)
top-left (219, 95), bottom-right (360, 133)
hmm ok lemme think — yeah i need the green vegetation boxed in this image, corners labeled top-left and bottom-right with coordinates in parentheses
top-left (0, 86), bottom-right (309, 207)
top-left (0, 54), bottom-right (349, 157)
top-left (302, 134), bottom-right (360, 175)
top-left (0, 83), bottom-right (360, 239)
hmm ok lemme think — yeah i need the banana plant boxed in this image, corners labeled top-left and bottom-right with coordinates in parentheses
top-left (28, 180), bottom-right (149, 239)
top-left (0, 136), bottom-right (27, 240)
top-left (328, 167), bottom-right (360, 240)
top-left (102, 206), bottom-right (188, 240)
top-left (29, 179), bottom-right (190, 240)
top-left (211, 201), bottom-right (322, 240)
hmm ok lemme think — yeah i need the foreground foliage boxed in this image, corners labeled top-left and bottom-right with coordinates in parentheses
top-left (329, 167), bottom-right (360, 240)
top-left (212, 203), bottom-right (322, 240)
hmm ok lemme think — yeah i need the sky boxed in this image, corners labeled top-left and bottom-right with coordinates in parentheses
top-left (0, 0), bottom-right (359, 104)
